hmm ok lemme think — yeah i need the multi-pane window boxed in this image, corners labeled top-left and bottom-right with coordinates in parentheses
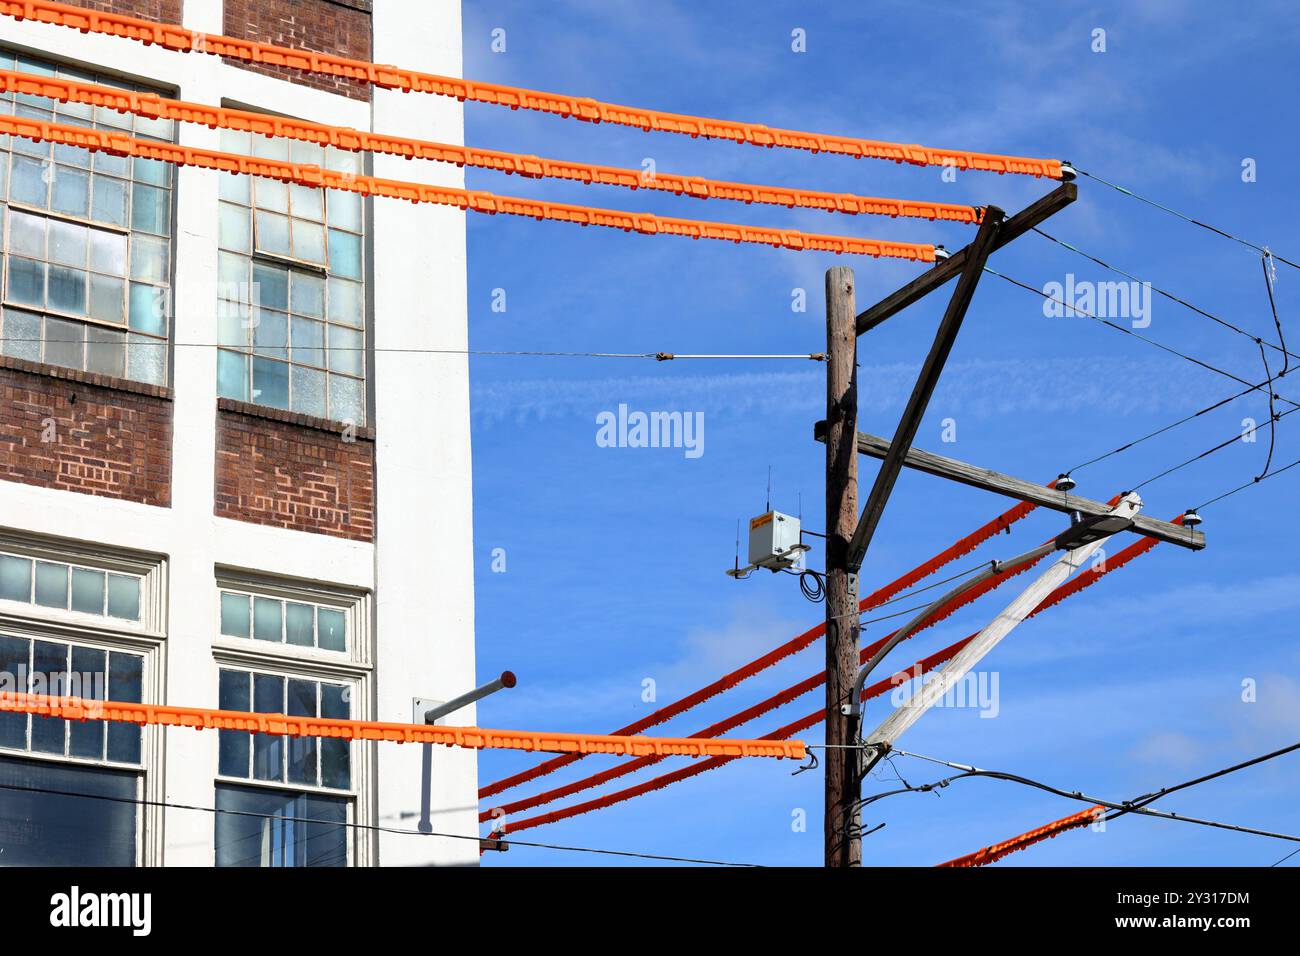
top-left (217, 669), bottom-right (351, 789)
top-left (219, 590), bottom-right (347, 652)
top-left (216, 128), bottom-right (366, 424)
top-left (0, 552), bottom-right (142, 621)
top-left (0, 51), bottom-right (173, 385)
top-left (0, 633), bottom-right (145, 764)
top-left (215, 667), bottom-right (352, 867)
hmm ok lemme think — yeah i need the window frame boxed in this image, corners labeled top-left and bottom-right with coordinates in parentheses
top-left (0, 47), bottom-right (178, 386)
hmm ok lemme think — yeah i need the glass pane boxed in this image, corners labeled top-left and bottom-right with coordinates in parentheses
top-left (106, 573), bottom-right (140, 620)
top-left (9, 155), bottom-right (48, 205)
top-left (106, 651), bottom-right (143, 763)
top-left (43, 316), bottom-right (84, 370)
top-left (30, 640), bottom-right (68, 753)
top-left (218, 670), bottom-right (250, 778)
top-left (290, 141), bottom-right (324, 167)
top-left (89, 229), bottom-right (127, 275)
top-left (252, 357), bottom-right (290, 410)
top-left (325, 280), bottom-right (361, 329)
top-left (215, 784), bottom-right (348, 868)
top-left (290, 317), bottom-right (325, 367)
top-left (253, 309), bottom-right (288, 359)
top-left (320, 683), bottom-right (350, 789)
top-left (131, 183), bottom-right (169, 235)
top-left (91, 175), bottom-right (128, 226)
top-left (127, 332), bottom-right (166, 385)
top-left (50, 166), bottom-right (89, 217)
top-left (252, 674), bottom-right (284, 782)
top-left (292, 220), bottom-right (325, 263)
top-left (218, 306), bottom-right (248, 348)
top-left (252, 262), bottom-right (288, 312)
top-left (89, 273), bottom-right (126, 324)
top-left (130, 235), bottom-right (169, 284)
top-left (327, 228), bottom-right (361, 279)
top-left (132, 156), bottom-right (170, 187)
top-left (253, 597), bottom-right (283, 642)
top-left (128, 283), bottom-right (167, 335)
top-left (217, 349), bottom-right (249, 400)
top-left (291, 273), bottom-right (324, 318)
top-left (256, 178), bottom-right (289, 214)
top-left (328, 325), bottom-right (363, 375)
top-left (93, 151), bottom-right (129, 177)
top-left (7, 209), bottom-right (46, 257)
top-left (70, 567), bottom-right (106, 614)
top-left (1, 308), bottom-right (42, 362)
top-left (219, 171), bottom-right (250, 204)
top-left (220, 592), bottom-right (250, 638)
top-left (0, 636), bottom-right (29, 748)
top-left (0, 756), bottom-right (138, 866)
top-left (286, 679), bottom-right (317, 785)
top-left (327, 189), bottom-right (362, 232)
top-left (34, 561), bottom-right (68, 608)
top-left (317, 608), bottom-right (346, 652)
top-left (47, 219), bottom-right (87, 267)
top-left (219, 202), bottom-right (250, 254)
top-left (285, 603), bottom-right (315, 647)
top-left (289, 184), bottom-right (323, 221)
top-left (8, 257), bottom-right (47, 308)
top-left (68, 645), bottom-right (106, 759)
top-left (47, 265), bottom-right (88, 315)
top-left (54, 143), bottom-right (92, 167)
top-left (255, 211), bottom-right (290, 256)
top-left (134, 113), bottom-right (174, 141)
top-left (328, 374), bottom-right (364, 426)
top-left (291, 365), bottom-right (326, 418)
top-left (0, 554), bottom-right (32, 602)
top-left (86, 326), bottom-right (126, 378)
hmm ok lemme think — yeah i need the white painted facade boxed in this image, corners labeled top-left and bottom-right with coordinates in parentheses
top-left (0, 0), bottom-right (478, 866)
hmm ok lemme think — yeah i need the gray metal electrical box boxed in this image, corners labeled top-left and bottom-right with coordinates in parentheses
top-left (748, 511), bottom-right (802, 571)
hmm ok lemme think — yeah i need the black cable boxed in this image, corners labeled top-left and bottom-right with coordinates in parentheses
top-left (1194, 453), bottom-right (1300, 511)
top-left (0, 781), bottom-right (761, 867)
top-left (1261, 252), bottom-right (1290, 375)
top-left (1034, 227), bottom-right (1300, 367)
top-left (986, 267), bottom-right (1300, 411)
top-left (1073, 167), bottom-right (1300, 272)
top-left (1255, 341), bottom-right (1279, 480)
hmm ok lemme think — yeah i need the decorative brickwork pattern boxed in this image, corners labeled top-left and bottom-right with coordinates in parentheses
top-left (0, 357), bottom-right (172, 507)
top-left (214, 398), bottom-right (374, 542)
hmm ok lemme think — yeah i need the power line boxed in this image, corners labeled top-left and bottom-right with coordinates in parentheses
top-left (867, 745), bottom-right (1300, 848)
top-left (1129, 401), bottom-right (1298, 493)
top-left (1194, 453), bottom-right (1300, 511)
top-left (1032, 226), bottom-right (1299, 367)
top-left (1072, 166), bottom-right (1300, 272)
top-left (985, 266), bottom-right (1300, 411)
top-left (0, 780), bottom-right (761, 867)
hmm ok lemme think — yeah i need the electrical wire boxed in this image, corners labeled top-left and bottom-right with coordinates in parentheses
top-left (1073, 167), bottom-right (1300, 272)
top-left (866, 745), bottom-right (1300, 847)
top-left (1032, 227), bottom-right (1300, 366)
top-left (985, 266), bottom-right (1300, 411)
top-left (0, 780), bottom-right (761, 867)
top-left (1193, 453), bottom-right (1300, 511)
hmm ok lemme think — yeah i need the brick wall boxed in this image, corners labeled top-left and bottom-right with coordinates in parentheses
top-left (223, 0), bottom-right (374, 102)
top-left (56, 0), bottom-right (183, 24)
top-left (0, 358), bottom-right (172, 507)
top-left (214, 398), bottom-right (375, 542)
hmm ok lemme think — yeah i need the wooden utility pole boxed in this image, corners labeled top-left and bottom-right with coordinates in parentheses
top-left (824, 266), bottom-right (861, 867)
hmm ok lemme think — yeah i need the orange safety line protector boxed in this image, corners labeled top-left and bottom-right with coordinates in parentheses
top-left (0, 692), bottom-right (805, 760)
top-left (479, 495), bottom-right (1041, 801)
top-left (483, 533), bottom-right (1050, 823)
top-left (498, 514), bottom-right (1170, 834)
top-left (937, 806), bottom-right (1104, 867)
top-left (0, 114), bottom-right (935, 263)
top-left (3, 1), bottom-right (1064, 180)
top-left (0, 69), bottom-right (984, 226)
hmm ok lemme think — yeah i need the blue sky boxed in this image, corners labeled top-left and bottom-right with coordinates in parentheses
top-left (457, 1), bottom-right (1300, 866)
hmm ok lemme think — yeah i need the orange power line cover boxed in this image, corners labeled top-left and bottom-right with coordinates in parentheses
top-left (936, 806), bottom-right (1104, 867)
top-left (2, 0), bottom-right (1063, 179)
top-left (0, 68), bottom-right (984, 226)
top-left (0, 692), bottom-right (806, 760)
top-left (0, 114), bottom-right (936, 262)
